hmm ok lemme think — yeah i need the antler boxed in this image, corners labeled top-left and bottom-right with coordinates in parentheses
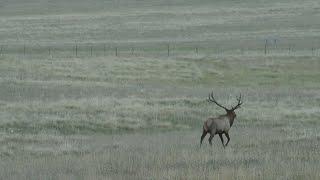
top-left (230, 94), bottom-right (243, 111)
top-left (208, 92), bottom-right (228, 110)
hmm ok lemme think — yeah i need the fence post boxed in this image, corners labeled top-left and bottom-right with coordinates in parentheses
top-left (115, 47), bottom-right (118, 56)
top-left (24, 44), bottom-right (26, 56)
top-left (264, 39), bottom-right (267, 55)
top-left (104, 44), bottom-right (106, 56)
top-left (75, 43), bottom-right (78, 57)
top-left (90, 45), bottom-right (93, 57)
top-left (48, 47), bottom-right (51, 56)
top-left (195, 47), bottom-right (198, 54)
top-left (167, 44), bottom-right (170, 56)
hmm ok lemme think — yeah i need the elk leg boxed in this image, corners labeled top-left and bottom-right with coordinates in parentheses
top-left (208, 134), bottom-right (214, 146)
top-left (218, 133), bottom-right (225, 148)
top-left (200, 129), bottom-right (207, 147)
top-left (225, 133), bottom-right (230, 146)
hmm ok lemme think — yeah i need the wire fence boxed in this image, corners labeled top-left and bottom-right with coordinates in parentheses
top-left (0, 42), bottom-right (319, 58)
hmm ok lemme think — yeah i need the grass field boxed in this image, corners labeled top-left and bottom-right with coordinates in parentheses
top-left (0, 0), bottom-right (320, 179)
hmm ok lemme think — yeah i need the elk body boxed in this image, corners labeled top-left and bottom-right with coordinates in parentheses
top-left (200, 92), bottom-right (242, 147)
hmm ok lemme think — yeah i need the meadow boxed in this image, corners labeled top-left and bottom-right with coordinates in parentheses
top-left (0, 0), bottom-right (320, 179)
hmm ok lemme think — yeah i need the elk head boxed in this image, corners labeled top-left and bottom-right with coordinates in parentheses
top-left (208, 92), bottom-right (242, 120)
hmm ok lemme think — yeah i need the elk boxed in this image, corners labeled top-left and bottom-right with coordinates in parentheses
top-left (200, 92), bottom-right (243, 147)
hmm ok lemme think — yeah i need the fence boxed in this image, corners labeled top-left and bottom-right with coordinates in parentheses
top-left (0, 42), bottom-right (319, 58)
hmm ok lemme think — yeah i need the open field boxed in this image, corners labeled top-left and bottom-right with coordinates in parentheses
top-left (0, 0), bottom-right (320, 179)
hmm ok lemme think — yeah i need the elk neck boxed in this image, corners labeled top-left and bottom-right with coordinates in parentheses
top-left (226, 111), bottom-right (236, 127)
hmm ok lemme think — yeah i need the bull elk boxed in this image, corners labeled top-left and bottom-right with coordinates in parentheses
top-left (200, 92), bottom-right (243, 147)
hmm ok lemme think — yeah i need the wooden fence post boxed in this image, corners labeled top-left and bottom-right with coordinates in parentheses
top-left (288, 46), bottom-right (291, 55)
top-left (264, 39), bottom-right (267, 55)
top-left (75, 43), bottom-right (78, 57)
top-left (115, 47), bottom-right (118, 56)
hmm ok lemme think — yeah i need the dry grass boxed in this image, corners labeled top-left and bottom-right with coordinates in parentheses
top-left (1, 127), bottom-right (320, 179)
top-left (0, 0), bottom-right (320, 179)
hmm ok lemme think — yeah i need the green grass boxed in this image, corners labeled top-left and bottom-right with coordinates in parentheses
top-left (0, 0), bottom-right (320, 179)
